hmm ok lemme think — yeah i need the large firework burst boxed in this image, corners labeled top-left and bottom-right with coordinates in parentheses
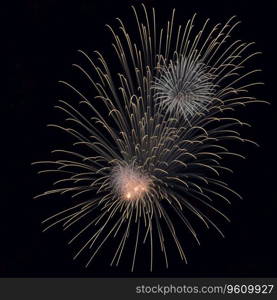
top-left (33, 5), bottom-right (266, 271)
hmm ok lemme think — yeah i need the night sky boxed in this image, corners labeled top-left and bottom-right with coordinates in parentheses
top-left (3, 0), bottom-right (277, 277)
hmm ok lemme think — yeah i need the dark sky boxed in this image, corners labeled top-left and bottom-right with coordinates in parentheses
top-left (3, 0), bottom-right (277, 277)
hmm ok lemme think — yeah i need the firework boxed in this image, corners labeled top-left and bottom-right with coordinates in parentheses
top-left (153, 54), bottom-right (215, 121)
top-left (33, 5), bottom-right (266, 271)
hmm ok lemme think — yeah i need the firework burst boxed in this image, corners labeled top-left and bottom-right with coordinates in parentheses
top-left (33, 5), bottom-right (267, 271)
top-left (153, 54), bottom-right (216, 121)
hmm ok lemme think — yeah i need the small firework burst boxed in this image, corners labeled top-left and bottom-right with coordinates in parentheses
top-left (153, 54), bottom-right (215, 121)
top-left (33, 5), bottom-right (267, 271)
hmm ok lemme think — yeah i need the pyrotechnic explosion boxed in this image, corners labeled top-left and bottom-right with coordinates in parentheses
top-left (33, 5), bottom-right (266, 271)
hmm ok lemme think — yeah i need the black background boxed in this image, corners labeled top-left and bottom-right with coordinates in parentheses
top-left (4, 0), bottom-right (276, 277)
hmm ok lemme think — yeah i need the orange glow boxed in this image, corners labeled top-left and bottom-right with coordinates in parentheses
top-left (112, 165), bottom-right (151, 201)
top-left (122, 177), bottom-right (149, 200)
top-left (114, 169), bottom-right (150, 201)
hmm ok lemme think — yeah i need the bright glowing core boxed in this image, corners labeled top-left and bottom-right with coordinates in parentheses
top-left (112, 165), bottom-right (151, 201)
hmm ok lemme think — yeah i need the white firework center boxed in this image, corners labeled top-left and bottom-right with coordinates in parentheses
top-left (154, 55), bottom-right (216, 120)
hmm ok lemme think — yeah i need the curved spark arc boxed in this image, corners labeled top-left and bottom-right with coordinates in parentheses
top-left (33, 4), bottom-right (267, 271)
